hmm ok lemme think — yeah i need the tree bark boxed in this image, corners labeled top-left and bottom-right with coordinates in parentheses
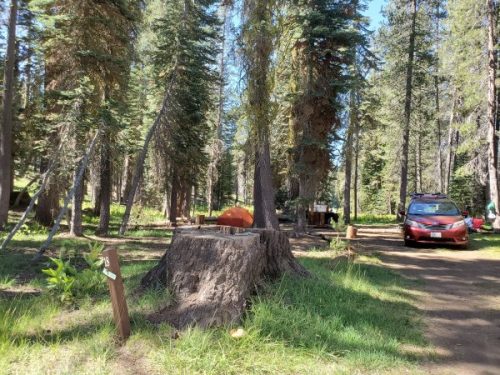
top-left (244, 0), bottom-right (279, 230)
top-left (416, 125), bottom-right (422, 193)
top-left (444, 94), bottom-right (456, 194)
top-left (486, 0), bottom-right (500, 229)
top-left (343, 91), bottom-right (355, 225)
top-left (70, 165), bottom-right (85, 236)
top-left (398, 0), bottom-right (417, 220)
top-left (353, 119), bottom-right (360, 221)
top-left (143, 227), bottom-right (309, 328)
top-left (169, 167), bottom-right (179, 225)
top-left (434, 1), bottom-right (443, 193)
top-left (35, 158), bottom-right (59, 227)
top-left (0, 0), bottom-right (18, 229)
top-left (253, 140), bottom-right (279, 229)
top-left (96, 127), bottom-right (112, 236)
top-left (90, 163), bottom-right (101, 216)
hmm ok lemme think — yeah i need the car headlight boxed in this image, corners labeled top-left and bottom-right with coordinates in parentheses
top-left (450, 220), bottom-right (466, 229)
top-left (406, 219), bottom-right (425, 228)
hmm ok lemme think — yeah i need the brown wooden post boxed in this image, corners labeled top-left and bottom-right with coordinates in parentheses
top-left (319, 213), bottom-right (325, 226)
top-left (346, 225), bottom-right (357, 239)
top-left (102, 248), bottom-right (130, 341)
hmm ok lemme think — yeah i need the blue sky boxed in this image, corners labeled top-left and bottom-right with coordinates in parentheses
top-left (364, 0), bottom-right (387, 31)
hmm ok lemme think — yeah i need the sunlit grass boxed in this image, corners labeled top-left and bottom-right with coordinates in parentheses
top-left (469, 233), bottom-right (500, 254)
top-left (0, 245), bottom-right (430, 374)
top-left (352, 213), bottom-right (398, 225)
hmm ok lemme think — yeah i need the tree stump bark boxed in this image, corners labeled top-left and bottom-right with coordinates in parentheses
top-left (142, 226), bottom-right (309, 328)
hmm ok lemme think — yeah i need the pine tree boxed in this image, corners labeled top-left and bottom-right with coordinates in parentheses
top-left (0, 0), bottom-right (18, 229)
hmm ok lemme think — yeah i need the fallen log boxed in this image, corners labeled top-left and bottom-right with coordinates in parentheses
top-left (142, 226), bottom-right (309, 328)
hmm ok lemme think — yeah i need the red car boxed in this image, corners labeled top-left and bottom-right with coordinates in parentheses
top-left (401, 194), bottom-right (468, 248)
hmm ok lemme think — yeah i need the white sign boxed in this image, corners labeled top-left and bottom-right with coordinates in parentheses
top-left (314, 204), bottom-right (328, 213)
top-left (103, 268), bottom-right (117, 280)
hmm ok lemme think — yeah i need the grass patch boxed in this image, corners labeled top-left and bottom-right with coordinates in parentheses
top-left (353, 214), bottom-right (398, 225)
top-left (1, 203), bottom-right (429, 374)
top-left (469, 233), bottom-right (500, 254)
top-left (0, 245), bottom-right (430, 374)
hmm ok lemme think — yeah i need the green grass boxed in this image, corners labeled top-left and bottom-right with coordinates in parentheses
top-left (352, 214), bottom-right (398, 225)
top-left (0, 244), bottom-right (430, 374)
top-left (0, 199), bottom-right (431, 374)
top-left (469, 233), bottom-right (500, 254)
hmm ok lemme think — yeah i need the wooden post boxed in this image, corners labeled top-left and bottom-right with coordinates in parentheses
top-left (102, 248), bottom-right (130, 341)
top-left (346, 225), bottom-right (357, 239)
top-left (195, 214), bottom-right (205, 225)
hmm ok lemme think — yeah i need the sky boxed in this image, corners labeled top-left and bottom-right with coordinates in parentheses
top-left (365, 0), bottom-right (387, 31)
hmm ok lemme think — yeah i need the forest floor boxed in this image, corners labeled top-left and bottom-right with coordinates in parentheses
top-left (351, 225), bottom-right (500, 375)
top-left (1, 207), bottom-right (499, 374)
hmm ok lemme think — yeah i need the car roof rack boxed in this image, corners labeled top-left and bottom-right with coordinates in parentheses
top-left (410, 192), bottom-right (448, 199)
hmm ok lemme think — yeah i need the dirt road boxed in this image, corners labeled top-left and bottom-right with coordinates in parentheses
top-left (355, 226), bottom-right (500, 375)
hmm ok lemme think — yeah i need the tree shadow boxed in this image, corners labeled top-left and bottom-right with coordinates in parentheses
top-left (246, 256), bottom-right (431, 363)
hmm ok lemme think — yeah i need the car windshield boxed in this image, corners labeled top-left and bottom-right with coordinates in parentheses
top-left (408, 201), bottom-right (460, 216)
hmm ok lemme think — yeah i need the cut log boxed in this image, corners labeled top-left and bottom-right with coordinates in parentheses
top-left (142, 227), bottom-right (309, 328)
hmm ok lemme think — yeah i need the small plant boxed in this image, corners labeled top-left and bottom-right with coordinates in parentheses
top-left (329, 236), bottom-right (347, 253)
top-left (42, 257), bottom-right (77, 303)
top-left (42, 242), bottom-right (105, 304)
top-left (19, 222), bottom-right (47, 235)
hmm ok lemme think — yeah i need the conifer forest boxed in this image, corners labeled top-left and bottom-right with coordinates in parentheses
top-left (0, 0), bottom-right (497, 234)
top-left (0, 0), bottom-right (499, 373)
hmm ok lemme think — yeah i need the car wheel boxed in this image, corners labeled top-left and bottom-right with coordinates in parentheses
top-left (404, 239), bottom-right (414, 247)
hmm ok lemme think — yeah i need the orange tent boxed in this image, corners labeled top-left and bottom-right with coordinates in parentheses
top-left (217, 207), bottom-right (253, 228)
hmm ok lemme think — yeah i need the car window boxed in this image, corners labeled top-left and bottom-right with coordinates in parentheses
top-left (408, 201), bottom-right (460, 216)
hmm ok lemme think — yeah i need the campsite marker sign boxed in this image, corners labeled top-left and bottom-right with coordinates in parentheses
top-left (102, 248), bottom-right (130, 341)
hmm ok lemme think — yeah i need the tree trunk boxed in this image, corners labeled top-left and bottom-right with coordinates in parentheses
top-left (0, 141), bottom-right (64, 251)
top-left (0, 0), bottom-right (18, 229)
top-left (435, 76), bottom-right (443, 193)
top-left (121, 154), bottom-right (132, 203)
top-left (434, 1), bottom-right (443, 193)
top-left (244, 0), bottom-right (279, 230)
top-left (90, 163), bottom-right (101, 216)
top-left (206, 4), bottom-right (229, 217)
top-left (444, 94), bottom-right (456, 194)
top-left (119, 73), bottom-right (177, 235)
top-left (343, 91), bottom-right (355, 225)
top-left (295, 173), bottom-right (311, 233)
top-left (36, 131), bottom-right (99, 258)
top-left (353, 121), bottom-right (360, 221)
top-left (35, 158), bottom-right (59, 227)
top-left (96, 128), bottom-right (112, 236)
top-left (416, 125), bottom-right (422, 193)
top-left (253, 140), bottom-right (279, 229)
top-left (142, 227), bottom-right (309, 328)
top-left (70, 166), bottom-right (84, 236)
top-left (169, 168), bottom-right (179, 225)
top-left (398, 0), bottom-right (417, 219)
top-left (486, 0), bottom-right (500, 229)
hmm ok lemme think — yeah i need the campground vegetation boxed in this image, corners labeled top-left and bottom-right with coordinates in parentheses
top-left (0, 0), bottom-right (498, 373)
top-left (0, 207), bottom-right (432, 374)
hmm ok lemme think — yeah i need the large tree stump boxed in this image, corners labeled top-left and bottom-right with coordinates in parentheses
top-left (142, 226), bottom-right (309, 328)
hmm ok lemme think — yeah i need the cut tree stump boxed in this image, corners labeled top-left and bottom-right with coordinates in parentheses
top-left (142, 226), bottom-right (309, 328)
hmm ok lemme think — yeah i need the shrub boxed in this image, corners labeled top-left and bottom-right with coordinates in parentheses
top-left (42, 242), bottom-right (105, 304)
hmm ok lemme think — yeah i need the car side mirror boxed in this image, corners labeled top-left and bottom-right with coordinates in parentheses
top-left (399, 210), bottom-right (406, 216)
